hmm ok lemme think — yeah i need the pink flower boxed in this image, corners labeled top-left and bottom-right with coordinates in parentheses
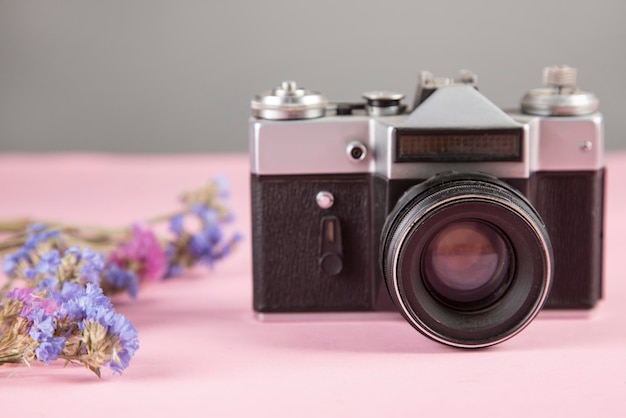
top-left (108, 224), bottom-right (166, 281)
top-left (7, 287), bottom-right (59, 317)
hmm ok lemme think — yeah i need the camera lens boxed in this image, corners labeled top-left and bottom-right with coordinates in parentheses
top-left (423, 220), bottom-right (512, 310)
top-left (381, 172), bottom-right (553, 348)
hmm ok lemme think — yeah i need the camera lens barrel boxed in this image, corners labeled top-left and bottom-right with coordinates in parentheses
top-left (380, 172), bottom-right (553, 348)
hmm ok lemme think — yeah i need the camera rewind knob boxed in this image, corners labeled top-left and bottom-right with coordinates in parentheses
top-left (543, 65), bottom-right (577, 90)
top-left (251, 81), bottom-right (328, 120)
top-left (521, 65), bottom-right (599, 116)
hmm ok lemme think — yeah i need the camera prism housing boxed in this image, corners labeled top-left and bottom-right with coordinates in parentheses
top-left (249, 67), bottom-right (604, 348)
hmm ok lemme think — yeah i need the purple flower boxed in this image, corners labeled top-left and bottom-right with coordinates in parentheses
top-left (7, 287), bottom-right (58, 317)
top-left (24, 250), bottom-right (61, 279)
top-left (103, 313), bottom-right (139, 374)
top-left (108, 224), bottom-right (166, 281)
top-left (65, 247), bottom-right (104, 285)
top-left (169, 214), bottom-right (185, 236)
top-left (58, 283), bottom-right (113, 322)
top-left (35, 339), bottom-right (66, 365)
top-left (36, 276), bottom-right (59, 292)
top-left (3, 225), bottom-right (60, 276)
top-left (26, 308), bottom-right (66, 365)
top-left (164, 197), bottom-right (241, 277)
top-left (1, 226), bottom-right (145, 376)
top-left (23, 225), bottom-right (61, 251)
top-left (55, 282), bottom-right (139, 374)
top-left (190, 226), bottom-right (244, 268)
top-left (213, 175), bottom-right (230, 199)
top-left (189, 224), bottom-right (223, 261)
top-left (27, 309), bottom-right (55, 340)
top-left (216, 232), bottom-right (244, 259)
top-left (164, 261), bottom-right (184, 279)
top-left (87, 304), bottom-right (117, 328)
top-left (103, 264), bottom-right (140, 299)
top-left (191, 204), bottom-right (219, 226)
top-left (56, 282), bottom-right (84, 303)
top-left (2, 255), bottom-right (20, 276)
top-left (57, 283), bottom-right (139, 374)
top-left (7, 287), bottom-right (35, 303)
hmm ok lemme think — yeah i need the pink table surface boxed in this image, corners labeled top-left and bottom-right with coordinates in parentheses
top-left (0, 153), bottom-right (625, 418)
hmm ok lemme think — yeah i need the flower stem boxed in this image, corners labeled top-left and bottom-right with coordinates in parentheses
top-left (0, 278), bottom-right (18, 300)
top-left (0, 219), bottom-right (33, 233)
top-left (0, 333), bottom-right (25, 365)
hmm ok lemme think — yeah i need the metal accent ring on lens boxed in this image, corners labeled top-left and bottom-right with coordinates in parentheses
top-left (390, 193), bottom-right (552, 349)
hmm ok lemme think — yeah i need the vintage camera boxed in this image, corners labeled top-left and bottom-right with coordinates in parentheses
top-left (249, 66), bottom-right (604, 348)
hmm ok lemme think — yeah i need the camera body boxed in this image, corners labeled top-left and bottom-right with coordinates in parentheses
top-left (249, 67), bottom-right (604, 347)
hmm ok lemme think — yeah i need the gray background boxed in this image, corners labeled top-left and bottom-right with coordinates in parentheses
top-left (0, 0), bottom-right (624, 153)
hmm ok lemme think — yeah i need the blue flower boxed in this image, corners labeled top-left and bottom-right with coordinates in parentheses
top-left (58, 283), bottom-right (112, 322)
top-left (27, 309), bottom-right (55, 340)
top-left (163, 243), bottom-right (183, 279)
top-left (84, 284), bottom-right (113, 313)
top-left (188, 223), bottom-right (240, 268)
top-left (164, 262), bottom-right (184, 279)
top-left (36, 250), bottom-right (61, 275)
top-left (53, 281), bottom-right (139, 373)
top-left (24, 225), bottom-right (60, 250)
top-left (2, 254), bottom-right (20, 276)
top-left (106, 314), bottom-right (139, 374)
top-left (35, 338), bottom-right (66, 365)
top-left (215, 232), bottom-right (244, 259)
top-left (2, 226), bottom-right (60, 276)
top-left (57, 282), bottom-right (84, 303)
top-left (213, 175), bottom-right (230, 199)
top-left (65, 246), bottom-right (104, 285)
top-left (169, 214), bottom-right (185, 236)
top-left (26, 308), bottom-right (66, 365)
top-left (19, 249), bottom-right (62, 288)
top-left (1, 227), bottom-right (144, 375)
top-left (56, 282), bottom-right (140, 374)
top-left (104, 264), bottom-right (140, 299)
top-left (191, 204), bottom-right (219, 226)
top-left (87, 304), bottom-right (117, 327)
top-left (189, 231), bottom-right (218, 267)
top-left (36, 276), bottom-right (59, 292)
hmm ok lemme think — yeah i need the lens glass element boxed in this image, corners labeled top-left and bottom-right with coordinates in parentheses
top-left (423, 220), bottom-right (511, 308)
